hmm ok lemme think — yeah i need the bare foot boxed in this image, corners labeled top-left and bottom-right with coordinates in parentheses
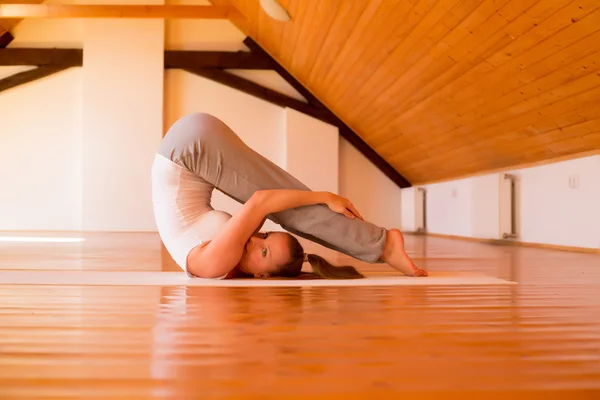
top-left (382, 229), bottom-right (428, 277)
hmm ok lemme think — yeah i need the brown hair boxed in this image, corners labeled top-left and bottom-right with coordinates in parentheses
top-left (274, 233), bottom-right (364, 279)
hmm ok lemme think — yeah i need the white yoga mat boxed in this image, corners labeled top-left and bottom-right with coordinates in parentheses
top-left (0, 270), bottom-right (516, 287)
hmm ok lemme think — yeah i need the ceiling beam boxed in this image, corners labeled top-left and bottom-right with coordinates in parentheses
top-left (0, 4), bottom-right (233, 19)
top-left (0, 30), bottom-right (14, 48)
top-left (165, 50), bottom-right (274, 70)
top-left (185, 67), bottom-right (333, 125)
top-left (0, 65), bottom-right (71, 94)
top-left (0, 48), bottom-right (82, 66)
top-left (242, 37), bottom-right (411, 188)
top-left (0, 43), bottom-right (410, 188)
top-left (243, 38), bottom-right (326, 110)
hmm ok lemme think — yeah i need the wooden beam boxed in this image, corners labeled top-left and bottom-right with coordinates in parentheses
top-left (0, 65), bottom-right (71, 93)
top-left (0, 30), bottom-right (14, 48)
top-left (0, 4), bottom-right (232, 19)
top-left (185, 68), bottom-right (334, 125)
top-left (337, 126), bottom-right (411, 189)
top-left (243, 37), bottom-right (324, 109)
top-left (0, 48), bottom-right (82, 66)
top-left (242, 37), bottom-right (411, 188)
top-left (165, 51), bottom-right (273, 70)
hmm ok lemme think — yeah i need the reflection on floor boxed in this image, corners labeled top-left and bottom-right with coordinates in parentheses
top-left (0, 231), bottom-right (599, 399)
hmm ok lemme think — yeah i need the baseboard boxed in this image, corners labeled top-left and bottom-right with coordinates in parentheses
top-left (409, 232), bottom-right (600, 255)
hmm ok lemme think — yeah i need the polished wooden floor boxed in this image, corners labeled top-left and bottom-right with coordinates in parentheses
top-left (0, 232), bottom-right (599, 399)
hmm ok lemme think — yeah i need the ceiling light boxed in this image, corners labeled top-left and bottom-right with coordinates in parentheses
top-left (260, 0), bottom-right (290, 22)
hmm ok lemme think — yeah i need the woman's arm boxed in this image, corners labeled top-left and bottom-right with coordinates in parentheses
top-left (187, 189), bottom-right (360, 278)
top-left (258, 190), bottom-right (363, 220)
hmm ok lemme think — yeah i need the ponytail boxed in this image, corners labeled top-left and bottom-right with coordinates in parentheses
top-left (305, 253), bottom-right (364, 279)
top-left (273, 232), bottom-right (364, 279)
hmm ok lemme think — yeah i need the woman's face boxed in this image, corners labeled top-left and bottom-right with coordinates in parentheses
top-left (238, 232), bottom-right (291, 278)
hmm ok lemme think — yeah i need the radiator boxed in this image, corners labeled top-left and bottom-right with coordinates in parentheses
top-left (500, 174), bottom-right (517, 239)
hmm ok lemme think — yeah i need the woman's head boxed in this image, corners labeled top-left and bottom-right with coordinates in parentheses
top-left (237, 232), bottom-right (293, 278)
top-left (238, 232), bottom-right (364, 279)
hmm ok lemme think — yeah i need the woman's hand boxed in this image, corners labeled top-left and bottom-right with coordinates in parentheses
top-left (324, 193), bottom-right (364, 220)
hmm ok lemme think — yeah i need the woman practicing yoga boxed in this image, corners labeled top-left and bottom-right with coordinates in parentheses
top-left (152, 112), bottom-right (428, 280)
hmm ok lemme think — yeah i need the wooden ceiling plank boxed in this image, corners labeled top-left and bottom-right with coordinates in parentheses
top-left (318, 0), bottom-right (402, 99)
top-left (454, 55), bottom-right (600, 128)
top-left (376, 41), bottom-right (600, 161)
top-left (430, 0), bottom-right (600, 113)
top-left (272, 0), bottom-right (299, 62)
top-left (363, 0), bottom-right (551, 134)
top-left (581, 131), bottom-right (600, 146)
top-left (383, 23), bottom-right (600, 156)
top-left (325, 0), bottom-right (421, 103)
top-left (367, 0), bottom-right (573, 136)
top-left (498, 118), bottom-right (600, 154)
top-left (394, 85), bottom-right (600, 168)
top-left (305, 1), bottom-right (369, 87)
top-left (386, 45), bottom-right (600, 156)
top-left (420, 28), bottom-right (600, 134)
top-left (357, 0), bottom-right (537, 135)
top-left (276, 0), bottom-right (309, 70)
top-left (342, 0), bottom-right (486, 121)
top-left (486, 0), bottom-right (599, 69)
top-left (355, 0), bottom-right (517, 143)
top-left (337, 0), bottom-right (475, 112)
top-left (288, 0), bottom-right (337, 86)
top-left (368, 0), bottom-right (597, 146)
top-left (386, 86), bottom-right (600, 168)
top-left (353, 0), bottom-right (502, 120)
top-left (254, 0), bottom-right (286, 60)
top-left (0, 4), bottom-right (233, 19)
top-left (389, 98), bottom-right (600, 170)
top-left (378, 0), bottom-right (576, 135)
top-left (548, 136), bottom-right (591, 154)
top-left (371, 0), bottom-right (597, 139)
top-left (456, 121), bottom-right (600, 166)
top-left (327, 1), bottom-right (434, 109)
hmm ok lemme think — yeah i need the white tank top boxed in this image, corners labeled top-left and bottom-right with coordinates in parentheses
top-left (151, 154), bottom-right (231, 277)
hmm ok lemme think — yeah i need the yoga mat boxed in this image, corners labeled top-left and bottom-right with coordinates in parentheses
top-left (0, 270), bottom-right (516, 287)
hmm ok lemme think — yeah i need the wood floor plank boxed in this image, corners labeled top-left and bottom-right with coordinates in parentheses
top-left (0, 231), bottom-right (598, 398)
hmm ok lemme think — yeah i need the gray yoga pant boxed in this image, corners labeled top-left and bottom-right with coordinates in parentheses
top-left (157, 112), bottom-right (387, 263)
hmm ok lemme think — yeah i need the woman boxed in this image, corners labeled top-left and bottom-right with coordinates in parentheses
top-left (152, 112), bottom-right (427, 280)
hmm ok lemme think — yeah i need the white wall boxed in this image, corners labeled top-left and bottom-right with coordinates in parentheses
top-left (284, 108), bottom-right (338, 194)
top-left (424, 178), bottom-right (473, 237)
top-left (0, 68), bottom-right (82, 231)
top-left (0, 7), bottom-right (83, 232)
top-left (470, 174), bottom-right (501, 239)
top-left (401, 188), bottom-right (417, 232)
top-left (402, 155), bottom-right (600, 249)
top-left (512, 155), bottom-right (600, 249)
top-left (338, 138), bottom-right (403, 230)
top-left (81, 18), bottom-right (164, 232)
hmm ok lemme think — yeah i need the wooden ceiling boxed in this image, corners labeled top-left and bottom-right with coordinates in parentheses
top-left (2, 1), bottom-right (600, 184)
top-left (216, 0), bottom-right (600, 184)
